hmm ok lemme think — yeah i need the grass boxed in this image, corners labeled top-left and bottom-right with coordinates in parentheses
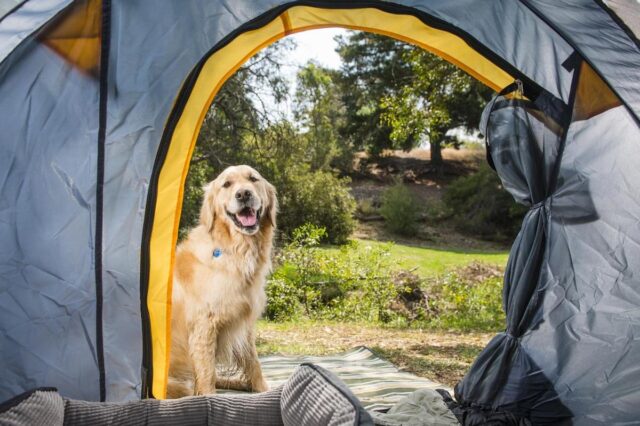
top-left (256, 320), bottom-right (492, 388)
top-left (321, 238), bottom-right (509, 277)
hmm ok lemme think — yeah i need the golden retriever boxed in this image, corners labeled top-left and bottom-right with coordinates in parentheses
top-left (167, 165), bottom-right (277, 398)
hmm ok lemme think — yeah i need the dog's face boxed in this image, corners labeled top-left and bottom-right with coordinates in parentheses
top-left (200, 165), bottom-right (277, 236)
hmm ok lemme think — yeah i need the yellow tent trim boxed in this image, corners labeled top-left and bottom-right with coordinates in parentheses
top-left (147, 5), bottom-right (516, 398)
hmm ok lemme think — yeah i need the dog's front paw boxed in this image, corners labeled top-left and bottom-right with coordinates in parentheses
top-left (194, 382), bottom-right (217, 396)
top-left (251, 377), bottom-right (269, 393)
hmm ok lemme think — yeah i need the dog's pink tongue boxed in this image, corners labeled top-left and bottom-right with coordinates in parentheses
top-left (237, 210), bottom-right (257, 227)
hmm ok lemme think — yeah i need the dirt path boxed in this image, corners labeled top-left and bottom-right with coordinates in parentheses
top-left (257, 321), bottom-right (493, 388)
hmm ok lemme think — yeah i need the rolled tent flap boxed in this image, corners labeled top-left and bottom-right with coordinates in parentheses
top-left (453, 86), bottom-right (573, 423)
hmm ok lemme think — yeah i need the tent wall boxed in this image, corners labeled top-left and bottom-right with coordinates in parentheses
top-left (0, 7), bottom-right (100, 401)
top-left (522, 102), bottom-right (640, 424)
top-left (0, 0), bottom-right (72, 66)
top-left (0, 1), bottom-right (639, 423)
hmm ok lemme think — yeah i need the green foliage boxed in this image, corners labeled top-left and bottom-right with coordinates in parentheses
top-left (266, 225), bottom-right (401, 323)
top-left (379, 181), bottom-right (420, 236)
top-left (294, 62), bottom-right (347, 171)
top-left (179, 160), bottom-right (214, 240)
top-left (279, 171), bottom-right (355, 245)
top-left (356, 199), bottom-right (378, 216)
top-left (443, 164), bottom-right (527, 240)
top-left (266, 226), bottom-right (506, 331)
top-left (335, 32), bottom-right (412, 157)
top-left (336, 32), bottom-right (492, 163)
top-left (379, 46), bottom-right (493, 166)
top-left (425, 270), bottom-right (505, 331)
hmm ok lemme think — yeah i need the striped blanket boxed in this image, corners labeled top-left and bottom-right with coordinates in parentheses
top-left (257, 346), bottom-right (451, 412)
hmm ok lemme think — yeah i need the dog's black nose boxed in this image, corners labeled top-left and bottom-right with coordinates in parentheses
top-left (235, 189), bottom-right (253, 201)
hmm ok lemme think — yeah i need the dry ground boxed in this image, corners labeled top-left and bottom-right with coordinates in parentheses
top-left (348, 147), bottom-right (507, 250)
top-left (257, 321), bottom-right (493, 388)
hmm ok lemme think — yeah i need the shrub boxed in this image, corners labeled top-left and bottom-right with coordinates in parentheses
top-left (265, 225), bottom-right (507, 332)
top-left (379, 181), bottom-right (420, 236)
top-left (278, 171), bottom-right (356, 244)
top-left (264, 277), bottom-right (303, 321)
top-left (423, 263), bottom-right (505, 331)
top-left (266, 225), bottom-right (401, 323)
top-left (443, 164), bottom-right (527, 240)
top-left (356, 198), bottom-right (378, 216)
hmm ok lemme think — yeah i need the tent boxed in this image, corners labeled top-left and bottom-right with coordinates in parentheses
top-left (0, 0), bottom-right (639, 423)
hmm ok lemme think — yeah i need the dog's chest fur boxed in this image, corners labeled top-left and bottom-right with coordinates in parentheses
top-left (175, 224), bottom-right (272, 323)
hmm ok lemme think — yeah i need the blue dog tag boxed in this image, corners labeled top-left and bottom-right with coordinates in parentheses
top-left (213, 248), bottom-right (222, 258)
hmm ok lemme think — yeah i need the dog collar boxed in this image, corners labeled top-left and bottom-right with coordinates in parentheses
top-left (213, 248), bottom-right (222, 258)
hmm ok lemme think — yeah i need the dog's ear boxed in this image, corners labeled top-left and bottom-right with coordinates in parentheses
top-left (199, 182), bottom-right (215, 232)
top-left (264, 181), bottom-right (278, 228)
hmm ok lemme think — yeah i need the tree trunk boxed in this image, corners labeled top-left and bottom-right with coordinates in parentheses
top-left (430, 140), bottom-right (443, 173)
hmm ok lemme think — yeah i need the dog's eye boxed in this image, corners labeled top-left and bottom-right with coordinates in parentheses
top-left (222, 181), bottom-right (231, 188)
top-left (249, 176), bottom-right (258, 182)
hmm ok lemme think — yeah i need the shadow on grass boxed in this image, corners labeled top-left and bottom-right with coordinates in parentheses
top-left (370, 343), bottom-right (484, 388)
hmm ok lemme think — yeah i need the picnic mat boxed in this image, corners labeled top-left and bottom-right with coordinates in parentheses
top-left (257, 346), bottom-right (452, 412)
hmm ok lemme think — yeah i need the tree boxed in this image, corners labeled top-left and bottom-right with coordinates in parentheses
top-left (335, 32), bottom-right (413, 157)
top-left (294, 61), bottom-right (346, 171)
top-left (381, 48), bottom-right (492, 168)
top-left (336, 32), bottom-right (492, 168)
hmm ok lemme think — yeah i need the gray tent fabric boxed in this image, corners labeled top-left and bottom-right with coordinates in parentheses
top-left (606, 0), bottom-right (640, 38)
top-left (0, 1), bottom-right (23, 20)
top-left (1, 1), bottom-right (640, 424)
top-left (521, 0), bottom-right (640, 122)
top-left (0, 0), bottom-right (72, 66)
top-left (455, 84), bottom-right (572, 424)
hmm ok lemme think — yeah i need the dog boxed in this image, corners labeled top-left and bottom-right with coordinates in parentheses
top-left (167, 165), bottom-right (277, 398)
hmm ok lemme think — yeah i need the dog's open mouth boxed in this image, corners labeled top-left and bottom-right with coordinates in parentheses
top-left (227, 207), bottom-right (261, 231)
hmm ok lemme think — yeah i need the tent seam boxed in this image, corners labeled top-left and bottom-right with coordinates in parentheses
top-left (0, 0), bottom-right (29, 25)
top-left (592, 0), bottom-right (640, 51)
top-left (95, 0), bottom-right (111, 402)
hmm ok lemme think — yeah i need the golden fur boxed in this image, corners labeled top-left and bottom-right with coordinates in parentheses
top-left (167, 165), bottom-right (277, 397)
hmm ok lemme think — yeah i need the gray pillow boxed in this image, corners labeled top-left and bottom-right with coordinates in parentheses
top-left (0, 388), bottom-right (64, 426)
top-left (281, 363), bottom-right (374, 426)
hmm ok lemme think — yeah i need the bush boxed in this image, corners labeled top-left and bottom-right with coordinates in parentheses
top-left (424, 265), bottom-right (505, 331)
top-left (379, 181), bottom-right (420, 236)
top-left (266, 224), bottom-right (401, 323)
top-left (443, 164), bottom-right (527, 240)
top-left (356, 198), bottom-right (378, 216)
top-left (265, 226), bottom-right (507, 332)
top-left (278, 171), bottom-right (356, 245)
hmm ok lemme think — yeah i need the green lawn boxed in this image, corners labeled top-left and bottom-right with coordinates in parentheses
top-left (321, 238), bottom-right (509, 277)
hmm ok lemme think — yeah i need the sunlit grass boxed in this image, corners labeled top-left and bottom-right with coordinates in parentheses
top-left (320, 238), bottom-right (508, 277)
